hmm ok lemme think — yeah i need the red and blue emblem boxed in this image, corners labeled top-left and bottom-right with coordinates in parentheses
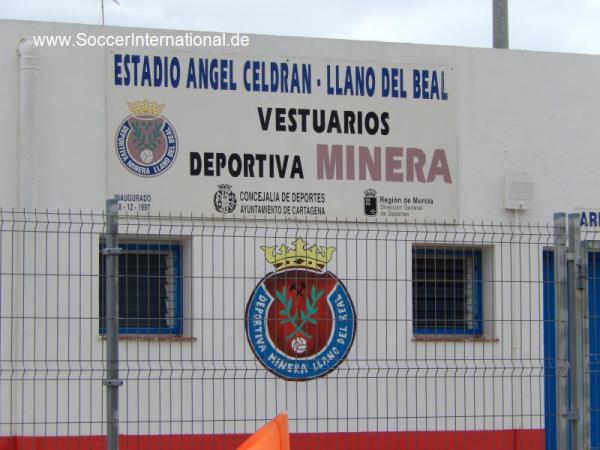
top-left (115, 100), bottom-right (178, 177)
top-left (246, 239), bottom-right (356, 380)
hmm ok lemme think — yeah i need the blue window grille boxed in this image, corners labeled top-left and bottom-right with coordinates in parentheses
top-left (100, 242), bottom-right (182, 335)
top-left (412, 247), bottom-right (483, 335)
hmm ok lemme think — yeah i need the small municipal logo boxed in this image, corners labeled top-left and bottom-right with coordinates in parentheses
top-left (214, 184), bottom-right (237, 213)
top-left (115, 100), bottom-right (178, 177)
top-left (364, 189), bottom-right (377, 216)
top-left (245, 239), bottom-right (356, 380)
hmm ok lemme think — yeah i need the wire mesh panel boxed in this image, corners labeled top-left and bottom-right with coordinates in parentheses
top-left (0, 209), bottom-right (561, 450)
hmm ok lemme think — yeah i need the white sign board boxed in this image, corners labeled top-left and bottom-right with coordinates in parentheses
top-left (107, 48), bottom-right (458, 220)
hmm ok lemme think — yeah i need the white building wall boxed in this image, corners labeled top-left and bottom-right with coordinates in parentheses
top-left (0, 18), bottom-right (596, 439)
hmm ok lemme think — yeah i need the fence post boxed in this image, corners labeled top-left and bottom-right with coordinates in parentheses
top-left (103, 199), bottom-right (122, 450)
top-left (567, 213), bottom-right (589, 450)
top-left (554, 213), bottom-right (569, 450)
top-left (580, 239), bottom-right (591, 450)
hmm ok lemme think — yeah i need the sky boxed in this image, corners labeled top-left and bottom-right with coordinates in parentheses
top-left (1, 0), bottom-right (600, 55)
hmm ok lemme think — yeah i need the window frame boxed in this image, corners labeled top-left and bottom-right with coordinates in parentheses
top-left (99, 241), bottom-right (183, 336)
top-left (412, 246), bottom-right (483, 336)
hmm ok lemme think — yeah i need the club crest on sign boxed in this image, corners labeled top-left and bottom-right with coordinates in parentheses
top-left (245, 239), bottom-right (356, 380)
top-left (115, 100), bottom-right (178, 177)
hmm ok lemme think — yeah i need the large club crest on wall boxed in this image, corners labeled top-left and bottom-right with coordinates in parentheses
top-left (245, 239), bottom-right (356, 380)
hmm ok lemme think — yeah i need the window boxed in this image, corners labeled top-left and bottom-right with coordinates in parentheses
top-left (412, 247), bottom-right (483, 335)
top-left (100, 242), bottom-right (182, 335)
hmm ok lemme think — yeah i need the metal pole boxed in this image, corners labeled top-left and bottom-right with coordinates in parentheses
top-left (567, 213), bottom-right (588, 450)
top-left (554, 213), bottom-right (569, 450)
top-left (103, 199), bottom-right (122, 450)
top-left (493, 0), bottom-right (509, 49)
top-left (581, 241), bottom-right (591, 450)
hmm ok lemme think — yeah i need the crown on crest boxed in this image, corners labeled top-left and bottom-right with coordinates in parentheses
top-left (127, 100), bottom-right (164, 117)
top-left (261, 238), bottom-right (335, 272)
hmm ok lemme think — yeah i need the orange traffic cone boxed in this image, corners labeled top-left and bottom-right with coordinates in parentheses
top-left (237, 413), bottom-right (290, 450)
